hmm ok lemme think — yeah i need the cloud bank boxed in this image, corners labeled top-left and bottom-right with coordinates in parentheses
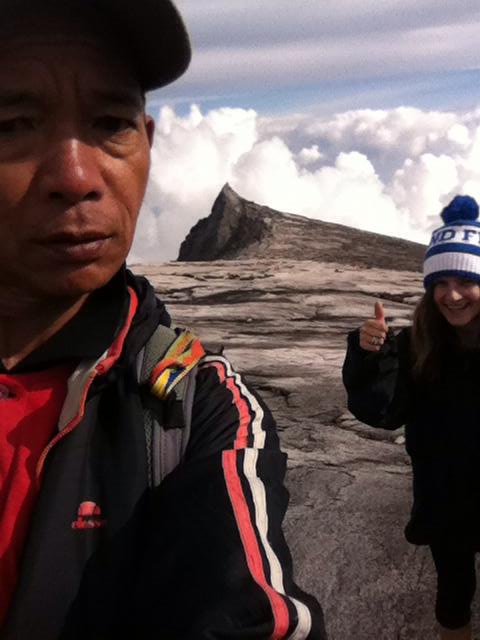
top-left (130, 104), bottom-right (480, 263)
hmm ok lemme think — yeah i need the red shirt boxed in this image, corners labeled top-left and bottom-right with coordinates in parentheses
top-left (0, 365), bottom-right (71, 626)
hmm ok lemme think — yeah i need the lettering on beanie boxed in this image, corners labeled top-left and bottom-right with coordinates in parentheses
top-left (423, 195), bottom-right (480, 288)
top-left (429, 227), bottom-right (480, 247)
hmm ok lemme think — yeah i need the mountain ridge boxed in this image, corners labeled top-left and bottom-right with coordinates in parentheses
top-left (178, 183), bottom-right (426, 271)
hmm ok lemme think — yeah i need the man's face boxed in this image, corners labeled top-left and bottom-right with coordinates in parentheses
top-left (0, 23), bottom-right (154, 303)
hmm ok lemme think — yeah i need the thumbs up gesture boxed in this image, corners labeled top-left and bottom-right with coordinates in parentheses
top-left (359, 302), bottom-right (389, 352)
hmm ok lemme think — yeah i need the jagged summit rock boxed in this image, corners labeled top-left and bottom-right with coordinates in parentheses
top-left (178, 184), bottom-right (270, 262)
top-left (178, 183), bottom-right (426, 271)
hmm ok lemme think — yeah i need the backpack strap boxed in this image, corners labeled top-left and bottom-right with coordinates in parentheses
top-left (138, 326), bottom-right (205, 487)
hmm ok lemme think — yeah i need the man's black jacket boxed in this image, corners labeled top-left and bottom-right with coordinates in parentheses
top-left (2, 270), bottom-right (326, 640)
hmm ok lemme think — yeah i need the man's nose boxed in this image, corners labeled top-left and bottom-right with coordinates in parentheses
top-left (39, 137), bottom-right (103, 205)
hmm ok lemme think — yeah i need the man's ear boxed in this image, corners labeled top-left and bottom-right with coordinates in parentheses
top-left (145, 115), bottom-right (155, 148)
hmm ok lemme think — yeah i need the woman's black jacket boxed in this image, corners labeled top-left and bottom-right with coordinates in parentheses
top-left (343, 327), bottom-right (480, 547)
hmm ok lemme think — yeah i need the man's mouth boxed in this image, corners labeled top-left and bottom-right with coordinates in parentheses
top-left (37, 232), bottom-right (113, 262)
top-left (40, 230), bottom-right (111, 243)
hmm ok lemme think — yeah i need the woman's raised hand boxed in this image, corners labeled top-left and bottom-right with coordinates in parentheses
top-left (359, 302), bottom-right (388, 352)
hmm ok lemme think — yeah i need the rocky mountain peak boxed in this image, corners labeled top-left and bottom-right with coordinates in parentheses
top-left (178, 184), bottom-right (426, 271)
top-left (178, 183), bottom-right (272, 262)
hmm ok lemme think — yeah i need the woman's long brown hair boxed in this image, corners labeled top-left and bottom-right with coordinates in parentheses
top-left (411, 286), bottom-right (454, 381)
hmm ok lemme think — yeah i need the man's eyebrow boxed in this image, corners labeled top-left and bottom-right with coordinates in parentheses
top-left (91, 89), bottom-right (145, 109)
top-left (0, 89), bottom-right (145, 110)
top-left (0, 92), bottom-right (42, 109)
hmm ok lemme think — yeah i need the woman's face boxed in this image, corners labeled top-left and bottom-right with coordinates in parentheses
top-left (433, 276), bottom-right (480, 327)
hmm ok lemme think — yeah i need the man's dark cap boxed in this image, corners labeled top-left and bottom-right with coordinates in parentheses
top-left (0, 0), bottom-right (192, 92)
top-left (97, 0), bottom-right (192, 91)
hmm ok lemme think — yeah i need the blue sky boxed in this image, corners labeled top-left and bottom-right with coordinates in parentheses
top-left (149, 1), bottom-right (480, 117)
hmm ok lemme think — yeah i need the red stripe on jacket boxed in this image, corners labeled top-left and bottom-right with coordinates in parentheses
top-left (222, 450), bottom-right (290, 639)
top-left (205, 357), bottom-right (290, 638)
top-left (203, 360), bottom-right (251, 449)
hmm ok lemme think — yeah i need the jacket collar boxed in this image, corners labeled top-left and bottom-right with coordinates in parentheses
top-left (0, 269), bottom-right (129, 374)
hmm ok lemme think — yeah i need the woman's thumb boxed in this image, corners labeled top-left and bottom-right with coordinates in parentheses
top-left (374, 301), bottom-right (386, 326)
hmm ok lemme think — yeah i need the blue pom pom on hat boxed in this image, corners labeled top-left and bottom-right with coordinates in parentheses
top-left (423, 194), bottom-right (480, 288)
top-left (441, 195), bottom-right (479, 224)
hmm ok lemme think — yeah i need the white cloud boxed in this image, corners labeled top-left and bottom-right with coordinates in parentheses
top-left (390, 153), bottom-right (459, 232)
top-left (297, 145), bottom-right (323, 165)
top-left (186, 22), bottom-right (480, 90)
top-left (447, 124), bottom-right (471, 147)
top-left (130, 103), bottom-right (480, 262)
top-left (177, 0), bottom-right (480, 48)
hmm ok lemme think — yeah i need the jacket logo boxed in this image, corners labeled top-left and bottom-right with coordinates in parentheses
top-left (71, 501), bottom-right (107, 530)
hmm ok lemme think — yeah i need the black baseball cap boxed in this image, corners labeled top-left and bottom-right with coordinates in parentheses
top-left (96, 0), bottom-right (192, 91)
top-left (0, 0), bottom-right (192, 92)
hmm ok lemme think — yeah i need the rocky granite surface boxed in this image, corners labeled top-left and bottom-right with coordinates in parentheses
top-left (178, 184), bottom-right (426, 272)
top-left (130, 258), bottom-right (475, 640)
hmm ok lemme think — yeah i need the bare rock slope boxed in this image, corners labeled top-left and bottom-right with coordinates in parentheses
top-left (133, 192), bottom-right (469, 639)
top-left (178, 183), bottom-right (426, 271)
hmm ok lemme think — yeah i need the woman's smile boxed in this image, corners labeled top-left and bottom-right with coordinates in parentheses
top-left (434, 277), bottom-right (480, 328)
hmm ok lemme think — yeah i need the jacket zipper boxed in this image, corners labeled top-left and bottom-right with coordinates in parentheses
top-left (35, 366), bottom-right (102, 484)
top-left (35, 286), bottom-right (139, 484)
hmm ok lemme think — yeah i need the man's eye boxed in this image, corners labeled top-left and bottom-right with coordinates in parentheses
top-left (0, 117), bottom-right (35, 133)
top-left (94, 116), bottom-right (135, 134)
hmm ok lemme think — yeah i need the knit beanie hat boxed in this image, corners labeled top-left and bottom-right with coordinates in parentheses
top-left (423, 195), bottom-right (480, 288)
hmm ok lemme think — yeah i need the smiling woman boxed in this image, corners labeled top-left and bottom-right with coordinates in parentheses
top-left (433, 277), bottom-right (480, 331)
top-left (343, 195), bottom-right (480, 640)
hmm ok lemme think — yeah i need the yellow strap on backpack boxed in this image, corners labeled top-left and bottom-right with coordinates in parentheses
top-left (149, 330), bottom-right (205, 401)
